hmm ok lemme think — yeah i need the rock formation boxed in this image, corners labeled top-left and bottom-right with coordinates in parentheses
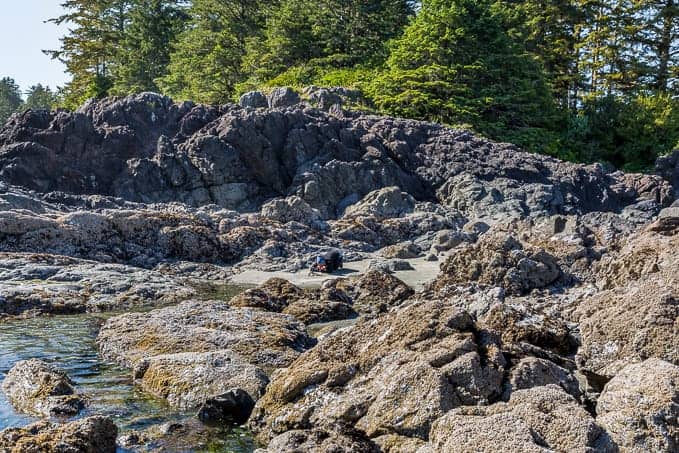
top-left (0, 90), bottom-right (678, 451)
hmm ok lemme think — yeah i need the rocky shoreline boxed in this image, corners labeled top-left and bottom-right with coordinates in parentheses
top-left (0, 91), bottom-right (677, 451)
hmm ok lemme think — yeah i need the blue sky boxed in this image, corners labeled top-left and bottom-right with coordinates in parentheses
top-left (0, 1), bottom-right (69, 96)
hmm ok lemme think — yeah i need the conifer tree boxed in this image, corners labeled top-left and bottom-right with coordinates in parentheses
top-left (0, 78), bottom-right (23, 125)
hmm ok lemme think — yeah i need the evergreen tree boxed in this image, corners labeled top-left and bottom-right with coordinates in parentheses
top-left (158, 0), bottom-right (268, 103)
top-left (46, 0), bottom-right (132, 108)
top-left (112, 0), bottom-right (189, 94)
top-left (24, 85), bottom-right (61, 111)
top-left (0, 78), bottom-right (24, 125)
top-left (244, 0), bottom-right (414, 87)
top-left (634, 0), bottom-right (679, 92)
top-left (369, 0), bottom-right (560, 152)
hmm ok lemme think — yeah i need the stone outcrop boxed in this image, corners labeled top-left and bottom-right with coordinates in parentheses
top-left (432, 231), bottom-right (562, 295)
top-left (97, 299), bottom-right (313, 409)
top-left (249, 299), bottom-right (505, 444)
top-left (1, 359), bottom-right (84, 417)
top-left (0, 416), bottom-right (117, 453)
top-left (423, 385), bottom-right (613, 452)
top-left (596, 359), bottom-right (679, 452)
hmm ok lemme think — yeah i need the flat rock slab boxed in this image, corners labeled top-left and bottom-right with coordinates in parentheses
top-left (97, 299), bottom-right (313, 409)
top-left (0, 253), bottom-right (195, 318)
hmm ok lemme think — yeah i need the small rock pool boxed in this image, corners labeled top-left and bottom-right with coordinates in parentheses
top-left (0, 312), bottom-right (258, 452)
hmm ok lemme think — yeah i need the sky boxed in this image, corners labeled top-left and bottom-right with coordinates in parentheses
top-left (0, 1), bottom-right (69, 96)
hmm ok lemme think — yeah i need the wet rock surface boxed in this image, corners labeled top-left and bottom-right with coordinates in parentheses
top-left (0, 92), bottom-right (678, 451)
top-left (0, 416), bottom-right (117, 453)
top-left (2, 359), bottom-right (84, 417)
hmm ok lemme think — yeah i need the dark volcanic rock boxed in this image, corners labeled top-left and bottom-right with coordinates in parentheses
top-left (1, 93), bottom-right (672, 220)
top-left (197, 388), bottom-right (256, 424)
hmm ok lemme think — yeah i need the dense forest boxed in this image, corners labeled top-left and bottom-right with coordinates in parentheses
top-left (2, 0), bottom-right (679, 171)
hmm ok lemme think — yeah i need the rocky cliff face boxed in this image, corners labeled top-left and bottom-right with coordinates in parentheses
top-left (0, 92), bottom-right (673, 218)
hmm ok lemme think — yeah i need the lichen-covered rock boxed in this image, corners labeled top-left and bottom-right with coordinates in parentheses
top-left (343, 187), bottom-right (416, 219)
top-left (331, 270), bottom-right (414, 315)
top-left (379, 241), bottom-right (421, 259)
top-left (249, 300), bottom-right (505, 443)
top-left (96, 299), bottom-right (313, 409)
top-left (260, 196), bottom-right (322, 225)
top-left (575, 271), bottom-right (678, 378)
top-left (256, 428), bottom-right (380, 453)
top-left (505, 357), bottom-right (582, 400)
top-left (432, 231), bottom-right (562, 295)
top-left (596, 359), bottom-right (679, 452)
top-left (480, 303), bottom-right (577, 356)
top-left (135, 350), bottom-right (268, 410)
top-left (0, 253), bottom-right (195, 317)
top-left (229, 278), bottom-right (356, 324)
top-left (1, 359), bottom-right (84, 417)
top-left (424, 385), bottom-right (613, 452)
top-left (0, 416), bottom-right (117, 453)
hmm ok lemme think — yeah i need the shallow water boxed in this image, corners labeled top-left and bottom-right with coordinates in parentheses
top-left (0, 309), bottom-right (257, 452)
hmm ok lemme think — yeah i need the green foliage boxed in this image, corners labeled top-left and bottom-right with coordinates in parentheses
top-left (24, 85), bottom-right (61, 111)
top-left (243, 0), bottom-right (414, 88)
top-left (368, 0), bottom-right (560, 153)
top-left (112, 0), bottom-right (188, 94)
top-left (0, 78), bottom-right (24, 125)
top-left (562, 93), bottom-right (679, 171)
top-left (158, 0), bottom-right (268, 103)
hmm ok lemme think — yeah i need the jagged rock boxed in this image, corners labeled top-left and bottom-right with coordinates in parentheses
top-left (343, 187), bottom-right (416, 219)
top-left (331, 270), bottom-right (414, 315)
top-left (197, 388), bottom-right (256, 424)
top-left (239, 91), bottom-right (268, 109)
top-left (432, 231), bottom-right (562, 296)
top-left (249, 300), bottom-right (505, 443)
top-left (430, 229), bottom-right (475, 253)
top-left (230, 278), bottom-right (356, 324)
top-left (596, 359), bottom-right (679, 452)
top-left (480, 303), bottom-right (577, 356)
top-left (656, 148), bottom-right (679, 197)
top-left (379, 241), bottom-right (421, 259)
top-left (268, 87), bottom-right (300, 108)
top-left (373, 434), bottom-right (427, 453)
top-left (575, 271), bottom-right (679, 378)
top-left (424, 385), bottom-right (613, 452)
top-left (505, 357), bottom-right (582, 400)
top-left (97, 300), bottom-right (313, 409)
top-left (0, 416), bottom-right (117, 453)
top-left (260, 196), bottom-right (322, 225)
top-left (1, 359), bottom-right (84, 417)
top-left (135, 350), bottom-right (268, 410)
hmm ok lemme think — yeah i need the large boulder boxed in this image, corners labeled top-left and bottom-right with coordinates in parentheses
top-left (260, 196), bottom-right (322, 225)
top-left (97, 299), bottom-right (313, 409)
top-left (239, 91), bottom-right (268, 109)
top-left (343, 187), bottom-right (416, 219)
top-left (424, 385), bottom-right (614, 452)
top-left (331, 270), bottom-right (414, 315)
top-left (432, 231), bottom-right (562, 296)
top-left (575, 271), bottom-right (678, 378)
top-left (597, 359), bottom-right (679, 452)
top-left (268, 87), bottom-right (300, 108)
top-left (249, 300), bottom-right (505, 444)
top-left (0, 416), bottom-right (117, 453)
top-left (1, 359), bottom-right (84, 417)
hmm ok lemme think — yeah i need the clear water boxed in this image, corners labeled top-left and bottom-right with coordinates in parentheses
top-left (0, 312), bottom-right (257, 452)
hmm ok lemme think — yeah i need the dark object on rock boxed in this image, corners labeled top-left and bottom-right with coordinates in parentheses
top-left (197, 388), bottom-right (256, 425)
top-left (311, 248), bottom-right (343, 273)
